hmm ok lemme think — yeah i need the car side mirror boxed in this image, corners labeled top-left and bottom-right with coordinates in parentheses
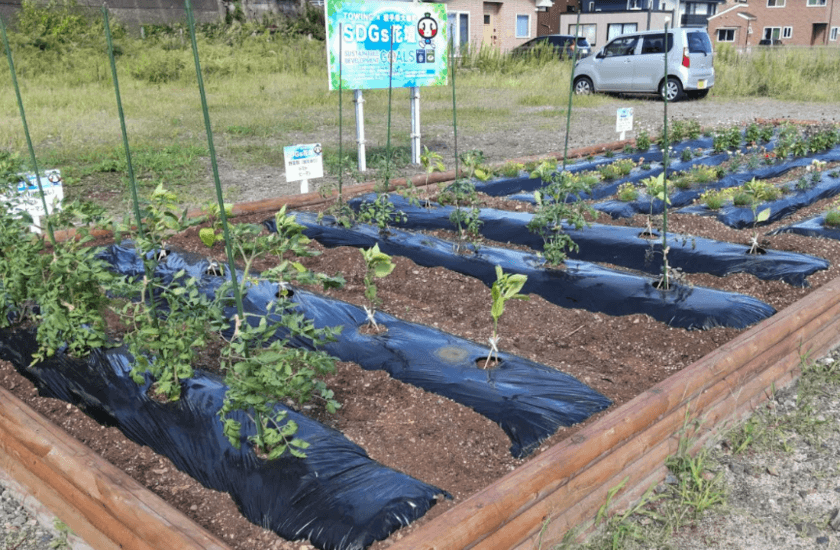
top-left (596, 51), bottom-right (604, 59)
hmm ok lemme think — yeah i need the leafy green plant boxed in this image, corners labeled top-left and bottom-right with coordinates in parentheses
top-left (635, 130), bottom-right (651, 152)
top-left (439, 179), bottom-right (483, 252)
top-left (597, 158), bottom-right (635, 181)
top-left (665, 418), bottom-right (726, 521)
top-left (459, 149), bottom-right (492, 182)
top-left (497, 161), bottom-right (525, 178)
top-left (744, 122), bottom-right (760, 145)
top-left (120, 271), bottom-right (219, 401)
top-left (700, 189), bottom-right (729, 210)
top-left (641, 173), bottom-right (670, 210)
top-left (357, 193), bottom-right (407, 235)
top-left (198, 201), bottom-right (233, 247)
top-left (419, 145), bottom-right (445, 187)
top-left (526, 162), bottom-right (595, 266)
top-left (484, 265), bottom-right (527, 367)
top-left (680, 148), bottom-right (692, 163)
top-left (360, 244), bottom-right (395, 330)
top-left (26, 203), bottom-right (113, 363)
top-left (824, 200), bottom-right (840, 227)
top-left (216, 208), bottom-right (343, 459)
top-left (616, 182), bottom-right (639, 202)
top-left (603, 149), bottom-right (615, 159)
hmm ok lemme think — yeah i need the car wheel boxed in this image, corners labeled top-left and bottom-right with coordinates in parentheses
top-left (659, 77), bottom-right (684, 102)
top-left (574, 76), bottom-right (593, 95)
top-left (688, 88), bottom-right (710, 100)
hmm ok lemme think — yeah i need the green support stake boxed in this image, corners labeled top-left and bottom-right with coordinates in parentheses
top-left (450, 35), bottom-right (459, 181)
top-left (562, 9), bottom-right (582, 171)
top-left (102, 5), bottom-right (144, 237)
top-left (338, 23), bottom-right (344, 205)
top-left (661, 21), bottom-right (670, 289)
top-left (184, 0), bottom-right (245, 320)
top-left (1, 15), bottom-right (56, 245)
top-left (103, 4), bottom-right (161, 325)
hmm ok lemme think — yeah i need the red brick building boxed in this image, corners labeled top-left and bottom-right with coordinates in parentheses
top-left (708, 1), bottom-right (840, 49)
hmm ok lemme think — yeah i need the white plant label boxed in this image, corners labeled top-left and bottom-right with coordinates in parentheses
top-left (284, 143), bottom-right (324, 193)
top-left (0, 170), bottom-right (64, 233)
top-left (616, 107), bottom-right (634, 140)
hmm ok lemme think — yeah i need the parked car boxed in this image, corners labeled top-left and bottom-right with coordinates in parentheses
top-left (572, 27), bottom-right (714, 102)
top-left (758, 38), bottom-right (784, 46)
top-left (512, 34), bottom-right (592, 60)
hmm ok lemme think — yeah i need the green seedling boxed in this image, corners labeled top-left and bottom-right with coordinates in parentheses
top-left (360, 244), bottom-right (396, 330)
top-left (357, 193), bottom-right (407, 235)
top-left (526, 162), bottom-right (594, 267)
top-left (199, 201), bottom-right (233, 247)
top-left (485, 265), bottom-right (528, 367)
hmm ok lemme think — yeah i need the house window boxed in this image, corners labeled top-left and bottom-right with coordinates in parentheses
top-left (766, 0), bottom-right (784, 6)
top-left (484, 14), bottom-right (490, 24)
top-left (589, 1), bottom-right (594, 11)
top-left (447, 12), bottom-right (470, 55)
top-left (627, 0), bottom-right (642, 9)
top-left (716, 28), bottom-right (736, 42)
top-left (831, 27), bottom-right (839, 41)
top-left (607, 23), bottom-right (638, 41)
top-left (764, 27), bottom-right (781, 40)
top-left (516, 14), bottom-right (530, 38)
top-left (782, 26), bottom-right (792, 39)
top-left (807, 0), bottom-right (827, 5)
top-left (571, 23), bottom-right (597, 46)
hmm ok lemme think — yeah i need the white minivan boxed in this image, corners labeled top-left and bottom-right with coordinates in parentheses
top-left (572, 27), bottom-right (714, 102)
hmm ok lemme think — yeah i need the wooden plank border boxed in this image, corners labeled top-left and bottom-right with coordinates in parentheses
top-left (387, 273), bottom-right (840, 550)
top-left (0, 387), bottom-right (231, 550)
top-left (8, 128), bottom-right (831, 548)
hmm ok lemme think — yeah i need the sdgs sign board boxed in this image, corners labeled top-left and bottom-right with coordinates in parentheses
top-left (325, 0), bottom-right (448, 90)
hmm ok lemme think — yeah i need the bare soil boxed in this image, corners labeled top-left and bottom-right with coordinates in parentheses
top-left (4, 100), bottom-right (840, 549)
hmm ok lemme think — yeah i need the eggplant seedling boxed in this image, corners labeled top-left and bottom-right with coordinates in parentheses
top-left (360, 244), bottom-right (396, 330)
top-left (485, 266), bottom-right (528, 367)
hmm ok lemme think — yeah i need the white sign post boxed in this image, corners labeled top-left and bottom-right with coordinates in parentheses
top-left (283, 143), bottom-right (324, 194)
top-left (616, 107), bottom-right (634, 141)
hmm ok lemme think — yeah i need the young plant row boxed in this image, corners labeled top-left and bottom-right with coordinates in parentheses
top-left (0, 158), bottom-right (346, 460)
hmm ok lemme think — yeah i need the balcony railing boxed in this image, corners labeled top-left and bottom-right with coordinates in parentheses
top-left (681, 14), bottom-right (709, 27)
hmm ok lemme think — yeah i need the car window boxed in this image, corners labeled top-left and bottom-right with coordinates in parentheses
top-left (687, 32), bottom-right (712, 54)
top-left (640, 34), bottom-right (665, 54)
top-left (603, 36), bottom-right (638, 57)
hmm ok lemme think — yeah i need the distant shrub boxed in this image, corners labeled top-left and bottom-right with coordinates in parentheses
top-left (129, 50), bottom-right (186, 83)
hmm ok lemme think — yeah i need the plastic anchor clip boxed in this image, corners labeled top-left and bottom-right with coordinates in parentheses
top-left (363, 305), bottom-right (380, 330)
top-left (485, 335), bottom-right (500, 367)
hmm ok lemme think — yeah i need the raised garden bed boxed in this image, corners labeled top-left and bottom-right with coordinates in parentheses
top-left (4, 129), bottom-right (840, 550)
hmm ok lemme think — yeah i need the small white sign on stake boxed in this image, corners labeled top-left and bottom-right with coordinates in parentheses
top-left (283, 143), bottom-right (324, 194)
top-left (616, 107), bottom-right (634, 141)
top-left (0, 170), bottom-right (64, 233)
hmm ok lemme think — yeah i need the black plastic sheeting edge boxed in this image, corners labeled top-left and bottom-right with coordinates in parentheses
top-left (279, 212), bottom-right (776, 331)
top-left (347, 194), bottom-right (828, 287)
top-left (769, 215), bottom-right (840, 241)
top-left (0, 327), bottom-right (447, 550)
top-left (676, 148), bottom-right (840, 229)
top-left (99, 245), bottom-right (612, 459)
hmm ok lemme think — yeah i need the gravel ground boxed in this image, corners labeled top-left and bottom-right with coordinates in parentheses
top-left (227, 96), bottom-right (840, 205)
top-left (669, 350), bottom-right (840, 550)
top-left (3, 95), bottom-right (840, 550)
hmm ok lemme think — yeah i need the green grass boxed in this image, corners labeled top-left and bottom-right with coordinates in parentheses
top-left (3, 2), bottom-right (840, 215)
